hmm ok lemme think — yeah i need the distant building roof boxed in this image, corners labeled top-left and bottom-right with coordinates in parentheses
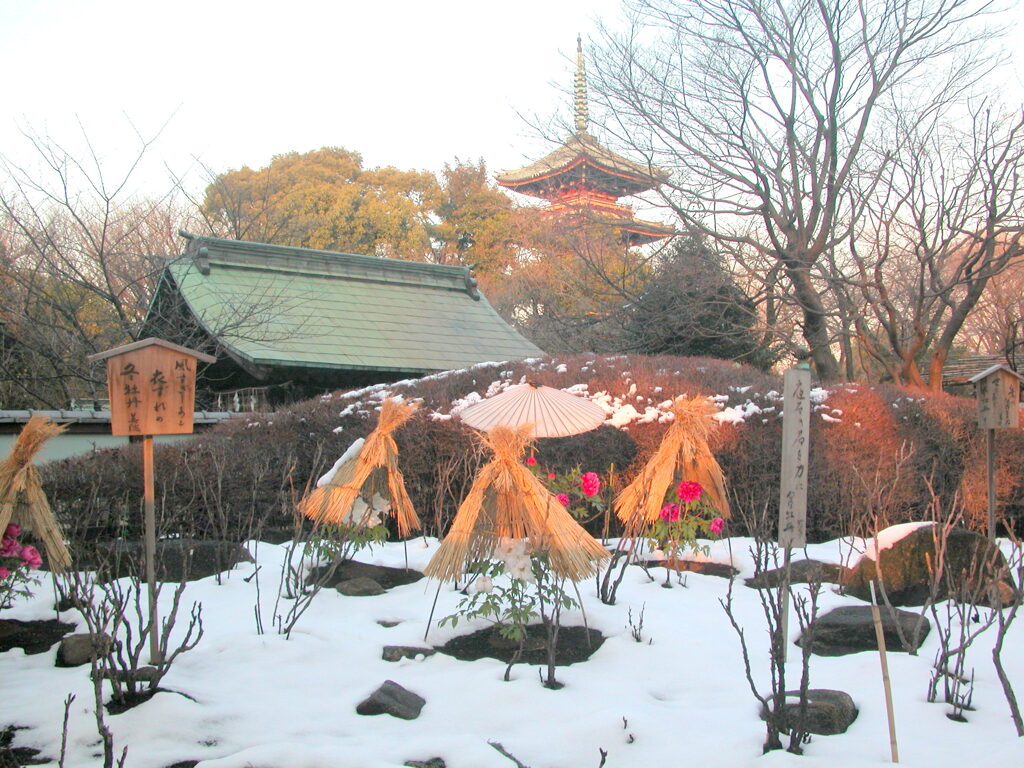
top-left (942, 354), bottom-right (1012, 387)
top-left (146, 234), bottom-right (541, 381)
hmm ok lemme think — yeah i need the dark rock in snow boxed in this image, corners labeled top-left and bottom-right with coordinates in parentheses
top-left (404, 759), bottom-right (446, 768)
top-left (357, 680), bottom-right (426, 720)
top-left (337, 577), bottom-right (386, 596)
top-left (745, 559), bottom-right (848, 589)
top-left (312, 560), bottom-right (423, 590)
top-left (761, 689), bottom-right (859, 735)
top-left (843, 524), bottom-right (1015, 607)
top-left (56, 632), bottom-right (113, 667)
top-left (645, 559), bottom-right (739, 579)
top-left (0, 618), bottom-right (75, 655)
top-left (798, 605), bottom-right (929, 656)
top-left (382, 645), bottom-right (436, 662)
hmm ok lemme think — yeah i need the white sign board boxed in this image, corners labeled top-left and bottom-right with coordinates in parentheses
top-left (779, 368), bottom-right (811, 548)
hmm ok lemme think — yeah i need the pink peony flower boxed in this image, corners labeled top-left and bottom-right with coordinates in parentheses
top-left (660, 503), bottom-right (680, 522)
top-left (4, 524), bottom-right (21, 539)
top-left (710, 517), bottom-right (725, 535)
top-left (0, 538), bottom-right (19, 558)
top-left (557, 493), bottom-right (571, 507)
top-left (526, 456), bottom-right (537, 466)
top-left (548, 472), bottom-right (556, 480)
top-left (19, 545), bottom-right (42, 570)
top-left (0, 567), bottom-right (9, 580)
top-left (581, 472), bottom-right (601, 497)
top-left (676, 481), bottom-right (703, 503)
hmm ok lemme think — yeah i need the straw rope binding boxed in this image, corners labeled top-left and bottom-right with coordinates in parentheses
top-left (614, 396), bottom-right (730, 526)
top-left (298, 398), bottom-right (421, 537)
top-left (0, 415), bottom-right (72, 573)
top-left (424, 424), bottom-right (609, 583)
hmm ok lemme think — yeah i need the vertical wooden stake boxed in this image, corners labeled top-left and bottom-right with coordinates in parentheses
top-left (869, 581), bottom-right (899, 763)
top-left (142, 436), bottom-right (162, 664)
top-left (987, 428), bottom-right (996, 542)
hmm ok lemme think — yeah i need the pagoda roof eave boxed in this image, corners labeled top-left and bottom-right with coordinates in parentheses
top-left (497, 131), bottom-right (669, 192)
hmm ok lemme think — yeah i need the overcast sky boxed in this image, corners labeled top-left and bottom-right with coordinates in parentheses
top-left (1, 0), bottom-right (1022, 199)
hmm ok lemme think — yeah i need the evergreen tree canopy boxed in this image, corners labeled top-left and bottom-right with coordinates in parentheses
top-left (623, 234), bottom-right (777, 370)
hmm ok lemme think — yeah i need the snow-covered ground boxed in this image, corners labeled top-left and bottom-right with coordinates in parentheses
top-left (3, 536), bottom-right (1024, 768)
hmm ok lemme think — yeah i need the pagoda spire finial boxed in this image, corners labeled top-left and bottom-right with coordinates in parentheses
top-left (574, 34), bottom-right (589, 133)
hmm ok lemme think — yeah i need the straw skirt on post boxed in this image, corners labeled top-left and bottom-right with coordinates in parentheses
top-left (425, 424), bottom-right (608, 583)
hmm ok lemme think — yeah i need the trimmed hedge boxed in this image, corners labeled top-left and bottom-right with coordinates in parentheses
top-left (40, 354), bottom-right (1022, 547)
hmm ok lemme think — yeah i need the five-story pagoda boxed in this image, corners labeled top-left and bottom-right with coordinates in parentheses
top-left (497, 37), bottom-right (674, 246)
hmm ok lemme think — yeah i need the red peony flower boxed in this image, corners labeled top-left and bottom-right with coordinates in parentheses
top-left (557, 493), bottom-right (571, 507)
top-left (660, 503), bottom-right (680, 522)
top-left (526, 456), bottom-right (537, 466)
top-left (19, 545), bottom-right (42, 570)
top-left (548, 472), bottom-right (556, 480)
top-left (581, 472), bottom-right (601, 497)
top-left (0, 567), bottom-right (9, 580)
top-left (676, 481), bottom-right (703, 503)
top-left (0, 538), bottom-right (19, 559)
top-left (710, 517), bottom-right (725, 535)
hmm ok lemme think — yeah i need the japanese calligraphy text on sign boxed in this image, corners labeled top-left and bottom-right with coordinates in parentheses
top-left (975, 368), bottom-right (1021, 430)
top-left (778, 367), bottom-right (811, 549)
top-left (89, 339), bottom-right (216, 437)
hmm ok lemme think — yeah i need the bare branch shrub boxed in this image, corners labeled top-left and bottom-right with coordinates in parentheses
top-left (58, 564), bottom-right (203, 708)
top-left (991, 532), bottom-right (1024, 736)
top-left (720, 498), bottom-right (823, 755)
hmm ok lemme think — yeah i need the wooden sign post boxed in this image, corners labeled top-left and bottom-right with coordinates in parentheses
top-left (778, 365), bottom-right (811, 661)
top-left (969, 364), bottom-right (1023, 541)
top-left (88, 338), bottom-right (215, 663)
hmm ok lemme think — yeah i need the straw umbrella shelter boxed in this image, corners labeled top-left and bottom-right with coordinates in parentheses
top-left (458, 382), bottom-right (606, 438)
top-left (298, 398), bottom-right (420, 536)
top-left (424, 424), bottom-right (609, 583)
top-left (614, 396), bottom-right (729, 526)
top-left (0, 415), bottom-right (72, 573)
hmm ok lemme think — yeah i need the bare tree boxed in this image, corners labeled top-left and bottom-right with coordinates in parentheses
top-left (844, 105), bottom-right (1024, 388)
top-left (0, 121), bottom-right (199, 407)
top-left (589, 0), bottom-right (1005, 381)
top-left (959, 258), bottom-right (1024, 363)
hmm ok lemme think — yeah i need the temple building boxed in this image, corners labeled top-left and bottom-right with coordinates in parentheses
top-left (496, 37), bottom-right (675, 246)
top-left (141, 233), bottom-right (542, 409)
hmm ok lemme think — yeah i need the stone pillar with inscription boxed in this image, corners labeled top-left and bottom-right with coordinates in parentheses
top-left (88, 338), bottom-right (216, 662)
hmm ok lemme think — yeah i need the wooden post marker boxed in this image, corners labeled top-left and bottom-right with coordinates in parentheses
top-left (869, 581), bottom-right (899, 763)
top-left (88, 339), bottom-right (215, 663)
top-left (969, 364), bottom-right (1023, 541)
top-left (778, 365), bottom-right (811, 661)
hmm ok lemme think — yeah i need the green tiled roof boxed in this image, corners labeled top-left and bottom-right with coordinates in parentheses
top-left (159, 235), bottom-right (542, 374)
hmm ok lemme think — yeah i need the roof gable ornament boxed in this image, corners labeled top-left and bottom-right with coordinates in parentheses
top-left (575, 34), bottom-right (589, 134)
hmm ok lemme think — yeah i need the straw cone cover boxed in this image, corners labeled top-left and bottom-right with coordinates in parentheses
top-left (458, 383), bottom-right (606, 438)
top-left (614, 396), bottom-right (730, 525)
top-left (424, 424), bottom-right (609, 583)
top-left (298, 398), bottom-right (420, 537)
top-left (0, 415), bottom-right (72, 573)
